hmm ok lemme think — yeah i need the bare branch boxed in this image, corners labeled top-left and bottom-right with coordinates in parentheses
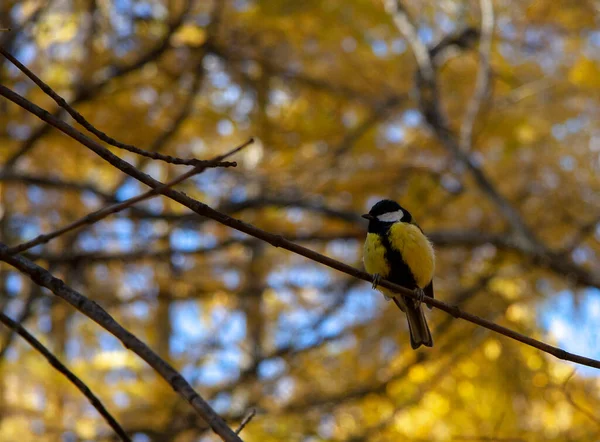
top-left (2, 0), bottom-right (193, 170)
top-left (0, 311), bottom-right (131, 442)
top-left (0, 244), bottom-right (243, 442)
top-left (0, 48), bottom-right (234, 168)
top-left (459, 0), bottom-right (494, 152)
top-left (561, 214), bottom-right (600, 253)
top-left (2, 61), bottom-right (600, 369)
top-left (25, 233), bottom-right (357, 264)
top-left (0, 286), bottom-right (38, 362)
top-left (235, 409), bottom-right (256, 435)
top-left (6, 139), bottom-right (252, 255)
top-left (0, 172), bottom-right (112, 199)
top-left (383, 0), bottom-right (434, 84)
top-left (384, 1), bottom-right (540, 251)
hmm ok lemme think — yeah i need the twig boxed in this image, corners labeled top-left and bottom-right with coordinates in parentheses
top-left (459, 0), bottom-right (494, 152)
top-left (0, 46), bottom-right (235, 168)
top-left (383, 0), bottom-right (434, 84)
top-left (428, 27), bottom-right (480, 62)
top-left (2, 0), bottom-right (193, 170)
top-left (6, 138), bottom-right (252, 255)
top-left (0, 172), bottom-right (112, 199)
top-left (0, 287), bottom-right (38, 362)
top-left (235, 409), bottom-right (256, 435)
top-left (561, 214), bottom-right (600, 254)
top-left (0, 244), bottom-right (243, 442)
top-left (25, 233), bottom-right (356, 264)
top-left (2, 88), bottom-right (600, 369)
top-left (107, 61), bottom-right (207, 194)
top-left (0, 311), bottom-right (131, 442)
top-left (384, 0), bottom-right (540, 253)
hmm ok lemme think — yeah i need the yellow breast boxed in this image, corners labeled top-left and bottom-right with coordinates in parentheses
top-left (363, 233), bottom-right (390, 278)
top-left (388, 222), bottom-right (435, 288)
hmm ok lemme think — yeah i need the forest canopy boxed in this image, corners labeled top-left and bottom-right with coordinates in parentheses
top-left (0, 0), bottom-right (600, 441)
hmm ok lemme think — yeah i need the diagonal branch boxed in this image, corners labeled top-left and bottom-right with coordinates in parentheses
top-left (235, 409), bottom-right (256, 435)
top-left (2, 0), bottom-right (193, 170)
top-left (6, 139), bottom-right (251, 255)
top-left (383, 0), bottom-right (434, 84)
top-left (0, 244), bottom-right (243, 442)
top-left (2, 46), bottom-right (600, 370)
top-left (2, 87), bottom-right (598, 370)
top-left (0, 286), bottom-right (38, 362)
top-left (459, 0), bottom-right (494, 152)
top-left (0, 48), bottom-right (232, 168)
top-left (0, 310), bottom-right (131, 442)
top-left (384, 0), bottom-right (540, 252)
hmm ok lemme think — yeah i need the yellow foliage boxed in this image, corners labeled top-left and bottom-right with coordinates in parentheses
top-left (172, 24), bottom-right (207, 47)
top-left (506, 303), bottom-right (531, 323)
top-left (408, 364), bottom-right (428, 383)
top-left (490, 277), bottom-right (524, 301)
top-left (483, 339), bottom-right (502, 361)
top-left (569, 57), bottom-right (600, 89)
top-left (0, 1), bottom-right (599, 440)
top-left (92, 350), bottom-right (142, 370)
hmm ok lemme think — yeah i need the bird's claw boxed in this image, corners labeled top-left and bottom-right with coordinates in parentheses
top-left (414, 287), bottom-right (425, 309)
top-left (372, 273), bottom-right (381, 290)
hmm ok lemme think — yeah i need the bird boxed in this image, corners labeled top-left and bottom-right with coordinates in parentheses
top-left (362, 199), bottom-right (435, 349)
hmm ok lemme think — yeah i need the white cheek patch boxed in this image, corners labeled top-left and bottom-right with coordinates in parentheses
top-left (377, 209), bottom-right (404, 222)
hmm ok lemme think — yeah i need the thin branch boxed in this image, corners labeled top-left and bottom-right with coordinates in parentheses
top-left (129, 196), bottom-right (362, 223)
top-left (0, 1), bottom-right (49, 51)
top-left (0, 48), bottom-right (233, 168)
top-left (2, 0), bottom-right (193, 170)
top-left (0, 287), bottom-right (38, 362)
top-left (428, 27), bottom-right (480, 62)
top-left (0, 172), bottom-right (112, 199)
top-left (561, 214), bottom-right (600, 254)
top-left (2, 84), bottom-right (600, 369)
top-left (25, 233), bottom-right (357, 264)
top-left (6, 138), bottom-right (252, 255)
top-left (32, 219), bottom-right (595, 289)
top-left (0, 311), bottom-right (131, 442)
top-left (383, 0), bottom-right (434, 84)
top-left (459, 0), bottom-right (494, 152)
top-left (0, 244), bottom-right (243, 442)
top-left (235, 409), bottom-right (256, 435)
top-left (3, 171), bottom-right (595, 286)
top-left (107, 61), bottom-right (207, 194)
top-left (384, 1), bottom-right (540, 252)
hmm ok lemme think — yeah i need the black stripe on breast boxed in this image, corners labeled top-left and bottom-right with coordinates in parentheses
top-left (378, 229), bottom-right (418, 290)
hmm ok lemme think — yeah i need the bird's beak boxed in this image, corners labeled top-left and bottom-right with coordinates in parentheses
top-left (362, 214), bottom-right (375, 221)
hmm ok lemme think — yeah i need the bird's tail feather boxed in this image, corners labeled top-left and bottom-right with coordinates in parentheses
top-left (394, 298), bottom-right (433, 349)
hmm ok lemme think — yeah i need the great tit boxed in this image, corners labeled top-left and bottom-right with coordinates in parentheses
top-left (362, 199), bottom-right (435, 349)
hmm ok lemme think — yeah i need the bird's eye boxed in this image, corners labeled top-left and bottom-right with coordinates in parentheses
top-left (376, 210), bottom-right (404, 222)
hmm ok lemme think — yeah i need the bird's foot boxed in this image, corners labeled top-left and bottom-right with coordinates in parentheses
top-left (413, 287), bottom-right (425, 309)
top-left (372, 273), bottom-right (381, 290)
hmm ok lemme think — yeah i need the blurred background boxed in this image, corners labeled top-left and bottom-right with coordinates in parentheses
top-left (1, 0), bottom-right (600, 441)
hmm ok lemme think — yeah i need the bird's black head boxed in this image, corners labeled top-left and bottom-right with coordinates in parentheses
top-left (362, 199), bottom-right (412, 233)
